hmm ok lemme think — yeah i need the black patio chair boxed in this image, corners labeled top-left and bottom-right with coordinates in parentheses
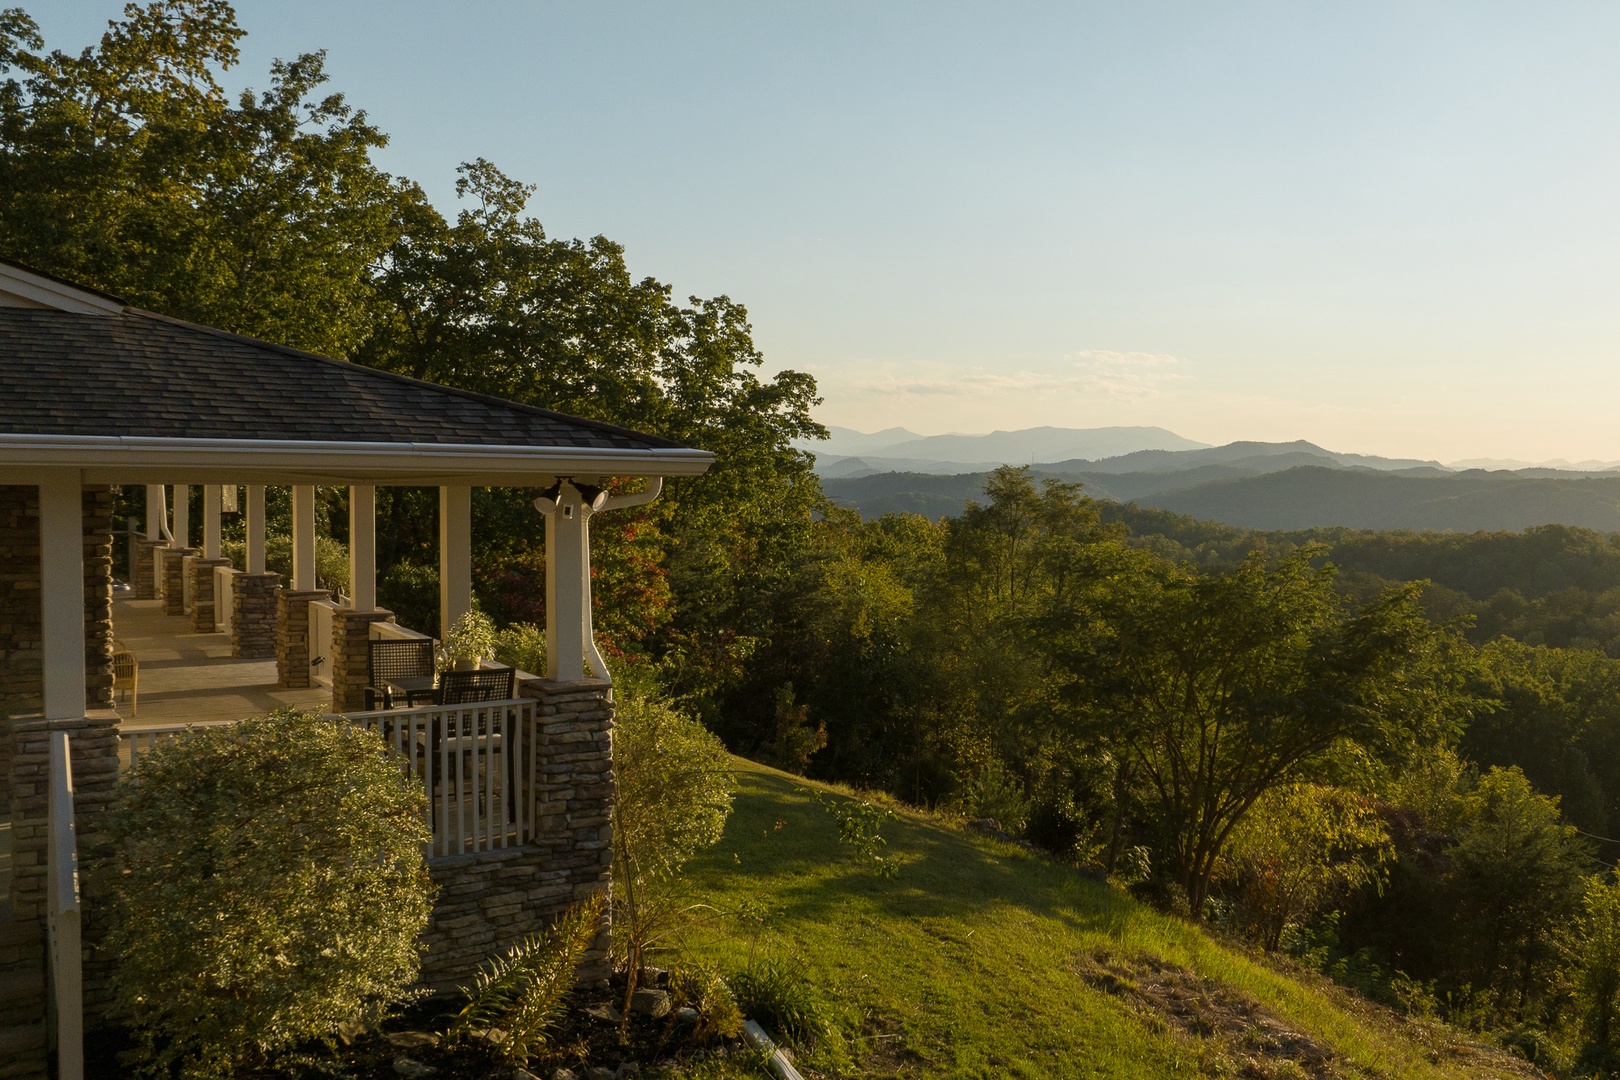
top-left (435, 665), bottom-right (515, 705)
top-left (366, 638), bottom-right (437, 710)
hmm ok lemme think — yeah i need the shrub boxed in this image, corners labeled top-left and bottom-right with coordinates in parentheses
top-left (727, 958), bottom-right (831, 1049)
top-left (494, 621), bottom-right (548, 676)
top-left (612, 679), bottom-right (736, 1009)
top-left (953, 758), bottom-right (1031, 834)
top-left (446, 894), bottom-right (606, 1064)
top-left (105, 709), bottom-right (434, 1078)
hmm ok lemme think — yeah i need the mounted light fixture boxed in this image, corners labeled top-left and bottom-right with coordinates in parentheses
top-left (572, 483), bottom-right (609, 511)
top-left (532, 480), bottom-right (564, 515)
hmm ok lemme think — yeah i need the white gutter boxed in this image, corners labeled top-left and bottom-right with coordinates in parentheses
top-left (0, 434), bottom-right (712, 484)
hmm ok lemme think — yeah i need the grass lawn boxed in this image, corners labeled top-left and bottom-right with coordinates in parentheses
top-left (675, 758), bottom-right (1540, 1080)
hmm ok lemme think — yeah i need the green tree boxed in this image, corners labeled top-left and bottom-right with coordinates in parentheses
top-left (0, 1), bottom-right (412, 355)
top-left (1446, 766), bottom-right (1592, 1021)
top-left (1218, 783), bottom-right (1392, 951)
top-left (1570, 874), bottom-right (1620, 1067)
top-left (1051, 547), bottom-right (1471, 915)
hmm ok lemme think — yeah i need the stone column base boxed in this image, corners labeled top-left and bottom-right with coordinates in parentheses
top-left (232, 572), bottom-right (281, 659)
top-left (276, 589), bottom-right (330, 688)
top-left (132, 538), bottom-right (166, 600)
top-left (329, 608), bottom-right (397, 713)
top-left (161, 547), bottom-right (196, 615)
top-left (189, 557), bottom-right (233, 633)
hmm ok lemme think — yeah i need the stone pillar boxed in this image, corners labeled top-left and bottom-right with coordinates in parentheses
top-left (275, 588), bottom-right (330, 689)
top-left (232, 572), bottom-right (281, 659)
top-left (82, 485), bottom-right (115, 711)
top-left (160, 547), bottom-right (195, 616)
top-left (190, 557), bottom-right (233, 633)
top-left (329, 607), bottom-right (394, 713)
top-left (130, 537), bottom-right (166, 600)
top-left (417, 678), bottom-right (615, 989)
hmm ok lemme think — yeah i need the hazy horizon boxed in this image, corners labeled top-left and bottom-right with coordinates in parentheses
top-left (39, 1), bottom-right (1620, 463)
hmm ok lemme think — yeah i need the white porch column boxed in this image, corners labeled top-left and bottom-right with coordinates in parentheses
top-left (203, 484), bottom-right (222, 559)
top-left (143, 484), bottom-right (166, 541)
top-left (245, 485), bottom-right (266, 574)
top-left (544, 486), bottom-right (588, 681)
top-left (40, 471), bottom-right (86, 721)
top-left (172, 484), bottom-right (190, 549)
top-left (439, 485), bottom-right (471, 642)
top-left (349, 485), bottom-right (376, 612)
top-left (292, 485), bottom-right (317, 591)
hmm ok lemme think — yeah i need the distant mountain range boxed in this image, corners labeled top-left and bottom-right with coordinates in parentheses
top-left (809, 426), bottom-right (1620, 532)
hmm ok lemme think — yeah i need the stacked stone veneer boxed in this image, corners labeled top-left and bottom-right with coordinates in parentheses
top-left (189, 557), bottom-right (233, 633)
top-left (329, 608), bottom-right (397, 712)
top-left (275, 589), bottom-right (330, 689)
top-left (160, 547), bottom-right (196, 615)
top-left (0, 485), bottom-right (116, 720)
top-left (0, 483), bottom-right (120, 1072)
top-left (232, 572), bottom-right (281, 659)
top-left (131, 537), bottom-right (165, 600)
top-left (418, 678), bottom-right (616, 989)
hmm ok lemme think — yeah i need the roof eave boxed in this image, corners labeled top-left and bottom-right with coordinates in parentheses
top-left (0, 434), bottom-right (715, 487)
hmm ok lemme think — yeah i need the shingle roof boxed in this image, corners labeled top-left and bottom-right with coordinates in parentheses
top-left (0, 307), bottom-right (686, 452)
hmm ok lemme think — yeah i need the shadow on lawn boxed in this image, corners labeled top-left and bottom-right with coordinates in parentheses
top-left (694, 766), bottom-right (1144, 942)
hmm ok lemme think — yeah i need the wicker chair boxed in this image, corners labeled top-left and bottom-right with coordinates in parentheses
top-left (111, 640), bottom-right (138, 715)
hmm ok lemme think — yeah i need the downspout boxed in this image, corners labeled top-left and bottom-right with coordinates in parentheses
top-left (580, 477), bottom-right (664, 685)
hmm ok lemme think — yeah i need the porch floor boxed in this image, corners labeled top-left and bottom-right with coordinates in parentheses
top-left (114, 598), bottom-right (332, 727)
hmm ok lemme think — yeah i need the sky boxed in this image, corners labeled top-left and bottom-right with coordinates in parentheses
top-left (35, 2), bottom-right (1620, 462)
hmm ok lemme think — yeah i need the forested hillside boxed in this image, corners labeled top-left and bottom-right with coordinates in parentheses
top-left (825, 464), bottom-right (1620, 532)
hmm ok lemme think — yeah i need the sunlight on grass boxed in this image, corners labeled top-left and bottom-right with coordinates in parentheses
top-left (674, 758), bottom-right (1535, 1079)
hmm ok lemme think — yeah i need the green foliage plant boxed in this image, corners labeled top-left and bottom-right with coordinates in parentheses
top-left (1219, 783), bottom-right (1393, 952)
top-left (726, 958), bottom-right (833, 1050)
top-left (953, 757), bottom-right (1032, 834)
top-left (493, 621), bottom-right (547, 676)
top-left (446, 893), bottom-right (606, 1064)
top-left (667, 960), bottom-right (744, 1044)
top-left (612, 678), bottom-right (737, 1020)
top-left (444, 607), bottom-right (499, 668)
top-left (104, 708), bottom-right (433, 1078)
top-left (819, 791), bottom-right (899, 877)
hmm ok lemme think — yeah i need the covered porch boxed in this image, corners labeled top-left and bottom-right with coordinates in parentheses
top-left (0, 258), bottom-right (714, 1067)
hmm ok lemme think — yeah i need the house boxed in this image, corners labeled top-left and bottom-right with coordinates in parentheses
top-left (0, 258), bottom-right (713, 1075)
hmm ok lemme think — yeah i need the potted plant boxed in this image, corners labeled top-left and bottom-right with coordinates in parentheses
top-left (442, 608), bottom-right (498, 672)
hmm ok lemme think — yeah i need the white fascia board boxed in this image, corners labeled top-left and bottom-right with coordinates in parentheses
top-left (0, 433), bottom-right (714, 486)
top-left (0, 265), bottom-right (124, 315)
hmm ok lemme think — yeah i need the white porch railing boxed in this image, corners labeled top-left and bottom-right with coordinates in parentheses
top-left (119, 700), bottom-right (538, 859)
top-left (338, 699), bottom-right (537, 858)
top-left (371, 618), bottom-right (434, 643)
top-left (181, 554), bottom-right (196, 613)
top-left (48, 732), bottom-right (83, 1080)
top-left (214, 565), bottom-right (237, 634)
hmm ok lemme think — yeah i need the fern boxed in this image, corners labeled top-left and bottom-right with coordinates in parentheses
top-left (446, 893), bottom-right (605, 1063)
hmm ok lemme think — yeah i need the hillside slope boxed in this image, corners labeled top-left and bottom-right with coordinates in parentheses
top-left (682, 760), bottom-right (1540, 1080)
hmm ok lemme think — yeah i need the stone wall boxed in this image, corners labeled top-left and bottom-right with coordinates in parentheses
top-left (418, 679), bottom-right (615, 989)
top-left (329, 608), bottom-right (395, 713)
top-left (160, 548), bottom-right (195, 616)
top-left (189, 557), bottom-right (233, 634)
top-left (232, 572), bottom-right (280, 659)
top-left (275, 589), bottom-right (330, 689)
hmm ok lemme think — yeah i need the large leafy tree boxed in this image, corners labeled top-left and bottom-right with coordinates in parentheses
top-left (0, 1), bottom-right (413, 356)
top-left (1047, 547), bottom-right (1473, 914)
